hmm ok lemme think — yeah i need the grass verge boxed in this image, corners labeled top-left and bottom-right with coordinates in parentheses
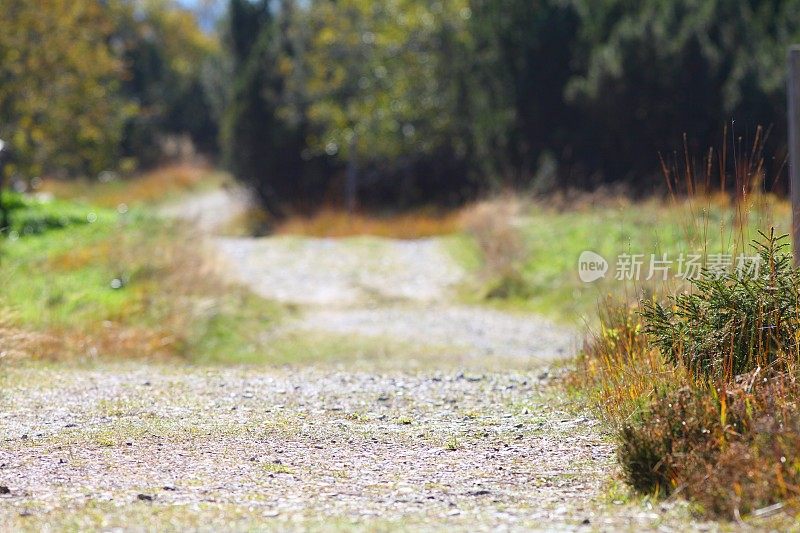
top-left (0, 189), bottom-right (283, 364)
top-left (273, 207), bottom-right (462, 239)
top-left (454, 193), bottom-right (790, 323)
top-left (38, 163), bottom-right (228, 209)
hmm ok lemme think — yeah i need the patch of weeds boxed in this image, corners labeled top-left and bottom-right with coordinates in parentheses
top-left (187, 290), bottom-right (285, 364)
top-left (94, 432), bottom-right (119, 448)
top-left (329, 469), bottom-right (350, 479)
top-left (251, 330), bottom-right (451, 368)
top-left (96, 399), bottom-right (132, 418)
top-left (483, 270), bottom-right (534, 300)
top-left (602, 479), bottom-right (633, 506)
top-left (345, 411), bottom-right (368, 422)
top-left (444, 435), bottom-right (460, 451)
top-left (395, 415), bottom-right (414, 425)
top-left (0, 193), bottom-right (286, 364)
top-left (459, 197), bottom-right (533, 307)
top-left (262, 462), bottom-right (293, 475)
top-left (441, 233), bottom-right (482, 274)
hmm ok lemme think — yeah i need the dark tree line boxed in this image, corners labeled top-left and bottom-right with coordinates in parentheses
top-left (2, 0), bottom-right (796, 206)
top-left (221, 0), bottom-right (800, 215)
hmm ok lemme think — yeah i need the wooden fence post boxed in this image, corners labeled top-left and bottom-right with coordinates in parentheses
top-left (788, 46), bottom-right (800, 265)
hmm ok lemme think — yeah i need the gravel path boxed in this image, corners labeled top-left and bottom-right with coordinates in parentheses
top-left (0, 192), bottom-right (713, 530)
top-left (215, 236), bottom-right (463, 306)
top-left (298, 306), bottom-right (575, 360)
top-left (0, 365), bottom-right (711, 531)
top-left (214, 235), bottom-right (577, 361)
top-left (0, 365), bottom-right (614, 531)
top-left (160, 188), bottom-right (252, 234)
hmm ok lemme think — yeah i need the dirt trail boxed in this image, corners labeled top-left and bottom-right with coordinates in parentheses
top-left (214, 235), bottom-right (576, 360)
top-left (0, 190), bottom-right (712, 531)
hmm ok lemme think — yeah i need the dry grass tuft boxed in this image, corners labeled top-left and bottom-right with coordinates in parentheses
top-left (274, 208), bottom-right (462, 239)
top-left (571, 301), bottom-right (681, 427)
top-left (13, 324), bottom-right (179, 362)
top-left (0, 308), bottom-right (60, 360)
top-left (459, 196), bottom-right (524, 273)
top-left (41, 164), bottom-right (221, 208)
top-left (459, 195), bottom-right (531, 299)
top-left (617, 377), bottom-right (800, 517)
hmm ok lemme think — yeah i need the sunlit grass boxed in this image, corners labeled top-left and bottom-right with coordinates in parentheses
top-left (39, 164), bottom-right (227, 208)
top-left (275, 207), bottom-right (462, 239)
top-left (0, 192), bottom-right (284, 363)
top-left (456, 194), bottom-right (791, 323)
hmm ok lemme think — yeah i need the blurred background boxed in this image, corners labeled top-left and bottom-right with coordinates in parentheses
top-left (2, 0), bottom-right (798, 216)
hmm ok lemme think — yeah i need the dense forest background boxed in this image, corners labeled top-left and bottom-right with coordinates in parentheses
top-left (2, 0), bottom-right (799, 214)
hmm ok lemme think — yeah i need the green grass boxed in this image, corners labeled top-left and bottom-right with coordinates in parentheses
top-left (2, 189), bottom-right (101, 236)
top-left (2, 196), bottom-right (130, 327)
top-left (192, 325), bottom-right (451, 367)
top-left (262, 462), bottom-right (293, 475)
top-left (440, 233), bottom-right (483, 273)
top-left (452, 196), bottom-right (791, 323)
top-left (0, 191), bottom-right (285, 363)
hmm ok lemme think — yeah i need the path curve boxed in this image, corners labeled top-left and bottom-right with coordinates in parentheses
top-left (214, 233), bottom-right (577, 361)
top-left (0, 189), bottom-right (718, 530)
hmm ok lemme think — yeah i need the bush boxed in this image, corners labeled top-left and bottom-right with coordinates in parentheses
top-left (576, 229), bottom-right (800, 519)
top-left (460, 197), bottom-right (530, 301)
top-left (618, 377), bottom-right (800, 516)
top-left (641, 230), bottom-right (800, 380)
